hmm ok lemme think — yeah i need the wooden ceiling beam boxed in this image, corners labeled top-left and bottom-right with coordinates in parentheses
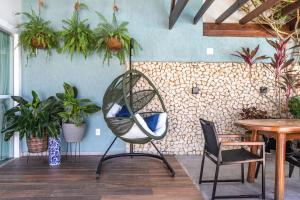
top-left (239, 0), bottom-right (281, 25)
top-left (287, 17), bottom-right (300, 31)
top-left (280, 1), bottom-right (300, 16)
top-left (215, 0), bottom-right (250, 24)
top-left (169, 0), bottom-right (189, 29)
top-left (194, 0), bottom-right (215, 25)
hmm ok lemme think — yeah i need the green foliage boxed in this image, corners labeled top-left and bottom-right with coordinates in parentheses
top-left (288, 96), bottom-right (300, 119)
top-left (17, 9), bottom-right (59, 57)
top-left (1, 91), bottom-right (63, 141)
top-left (56, 82), bottom-right (101, 126)
top-left (94, 12), bottom-right (141, 64)
top-left (60, 4), bottom-right (94, 59)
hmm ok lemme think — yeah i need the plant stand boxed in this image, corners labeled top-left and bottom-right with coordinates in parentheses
top-left (65, 142), bottom-right (81, 162)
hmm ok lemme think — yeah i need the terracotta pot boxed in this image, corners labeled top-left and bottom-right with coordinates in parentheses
top-left (31, 38), bottom-right (47, 49)
top-left (62, 123), bottom-right (86, 142)
top-left (106, 37), bottom-right (123, 51)
top-left (26, 135), bottom-right (48, 153)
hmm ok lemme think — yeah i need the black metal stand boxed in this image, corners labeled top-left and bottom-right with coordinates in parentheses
top-left (96, 137), bottom-right (175, 179)
top-left (65, 142), bottom-right (81, 162)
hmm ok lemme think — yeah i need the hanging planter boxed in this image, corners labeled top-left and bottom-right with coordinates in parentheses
top-left (94, 2), bottom-right (141, 65)
top-left (16, 7), bottom-right (59, 58)
top-left (106, 37), bottom-right (123, 51)
top-left (60, 2), bottom-right (94, 59)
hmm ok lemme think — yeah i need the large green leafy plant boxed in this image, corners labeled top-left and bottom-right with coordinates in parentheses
top-left (17, 9), bottom-right (59, 57)
top-left (56, 82), bottom-right (101, 126)
top-left (60, 3), bottom-right (94, 59)
top-left (1, 91), bottom-right (63, 141)
top-left (288, 96), bottom-right (300, 119)
top-left (94, 12), bottom-right (141, 64)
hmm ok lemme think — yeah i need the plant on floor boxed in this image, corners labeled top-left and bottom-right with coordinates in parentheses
top-left (279, 72), bottom-right (300, 112)
top-left (56, 82), bottom-right (101, 142)
top-left (17, 9), bottom-right (59, 58)
top-left (288, 96), bottom-right (300, 118)
top-left (239, 107), bottom-right (270, 119)
top-left (60, 2), bottom-right (94, 59)
top-left (232, 45), bottom-right (268, 79)
top-left (94, 3), bottom-right (141, 64)
top-left (1, 91), bottom-right (63, 152)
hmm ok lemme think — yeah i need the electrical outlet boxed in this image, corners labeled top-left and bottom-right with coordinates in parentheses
top-left (96, 129), bottom-right (101, 136)
top-left (206, 48), bottom-right (214, 55)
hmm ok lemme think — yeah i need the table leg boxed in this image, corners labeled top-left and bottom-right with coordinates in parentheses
top-left (275, 132), bottom-right (286, 200)
top-left (247, 130), bottom-right (258, 183)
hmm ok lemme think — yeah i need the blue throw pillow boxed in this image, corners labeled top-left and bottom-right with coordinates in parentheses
top-left (144, 114), bottom-right (160, 131)
top-left (116, 106), bottom-right (130, 117)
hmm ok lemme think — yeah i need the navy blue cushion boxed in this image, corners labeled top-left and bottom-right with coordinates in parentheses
top-left (116, 106), bottom-right (130, 117)
top-left (144, 114), bottom-right (160, 131)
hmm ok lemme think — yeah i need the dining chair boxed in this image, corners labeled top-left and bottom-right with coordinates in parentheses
top-left (199, 118), bottom-right (266, 200)
top-left (255, 140), bottom-right (294, 179)
top-left (286, 151), bottom-right (300, 178)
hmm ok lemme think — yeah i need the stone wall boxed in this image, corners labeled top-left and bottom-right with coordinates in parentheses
top-left (128, 62), bottom-right (278, 155)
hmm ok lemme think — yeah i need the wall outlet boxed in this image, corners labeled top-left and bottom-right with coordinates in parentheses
top-left (206, 48), bottom-right (214, 55)
top-left (96, 129), bottom-right (101, 136)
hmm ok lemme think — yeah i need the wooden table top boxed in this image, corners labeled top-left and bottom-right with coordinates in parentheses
top-left (235, 119), bottom-right (300, 133)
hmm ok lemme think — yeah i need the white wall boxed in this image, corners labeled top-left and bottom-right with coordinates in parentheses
top-left (0, 0), bottom-right (21, 32)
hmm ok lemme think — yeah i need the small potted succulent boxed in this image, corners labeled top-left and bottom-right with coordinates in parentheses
top-left (16, 9), bottom-right (59, 57)
top-left (60, 2), bottom-right (94, 59)
top-left (1, 91), bottom-right (62, 154)
top-left (94, 10), bottom-right (141, 64)
top-left (56, 82), bottom-right (101, 142)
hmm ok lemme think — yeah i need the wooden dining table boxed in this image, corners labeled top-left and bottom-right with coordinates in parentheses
top-left (235, 119), bottom-right (300, 200)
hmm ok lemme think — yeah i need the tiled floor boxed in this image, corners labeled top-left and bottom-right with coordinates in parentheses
top-left (176, 154), bottom-right (300, 200)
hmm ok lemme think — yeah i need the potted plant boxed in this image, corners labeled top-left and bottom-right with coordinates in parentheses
top-left (288, 96), bottom-right (300, 119)
top-left (56, 82), bottom-right (101, 142)
top-left (17, 9), bottom-right (59, 58)
top-left (94, 11), bottom-right (141, 64)
top-left (60, 2), bottom-right (94, 59)
top-left (1, 91), bottom-right (62, 154)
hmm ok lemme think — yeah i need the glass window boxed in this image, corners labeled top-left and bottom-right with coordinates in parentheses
top-left (0, 30), bottom-right (13, 163)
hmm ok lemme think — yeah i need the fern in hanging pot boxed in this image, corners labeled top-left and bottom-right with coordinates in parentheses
top-left (94, 12), bottom-right (141, 64)
top-left (60, 2), bottom-right (94, 59)
top-left (16, 9), bottom-right (59, 57)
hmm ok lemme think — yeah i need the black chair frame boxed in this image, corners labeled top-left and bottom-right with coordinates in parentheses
top-left (96, 136), bottom-right (175, 179)
top-left (199, 119), bottom-right (266, 200)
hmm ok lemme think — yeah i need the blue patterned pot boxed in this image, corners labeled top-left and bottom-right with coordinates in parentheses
top-left (48, 137), bottom-right (61, 166)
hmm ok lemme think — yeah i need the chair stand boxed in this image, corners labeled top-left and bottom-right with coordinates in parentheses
top-left (96, 137), bottom-right (175, 179)
top-left (199, 152), bottom-right (265, 200)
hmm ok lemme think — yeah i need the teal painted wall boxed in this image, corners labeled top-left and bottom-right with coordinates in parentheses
top-left (21, 0), bottom-right (272, 153)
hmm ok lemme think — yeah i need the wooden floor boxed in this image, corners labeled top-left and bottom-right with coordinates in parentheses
top-left (0, 156), bottom-right (204, 200)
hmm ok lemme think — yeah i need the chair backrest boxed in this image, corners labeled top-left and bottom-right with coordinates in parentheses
top-left (199, 118), bottom-right (220, 157)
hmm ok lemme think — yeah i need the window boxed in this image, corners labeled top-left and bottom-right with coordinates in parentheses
top-left (0, 30), bottom-right (13, 162)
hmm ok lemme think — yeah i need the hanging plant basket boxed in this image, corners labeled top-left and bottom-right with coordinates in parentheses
top-left (27, 135), bottom-right (48, 153)
top-left (31, 37), bottom-right (48, 49)
top-left (107, 37), bottom-right (123, 51)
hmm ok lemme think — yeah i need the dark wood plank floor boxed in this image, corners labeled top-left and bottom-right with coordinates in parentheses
top-left (0, 156), bottom-right (204, 200)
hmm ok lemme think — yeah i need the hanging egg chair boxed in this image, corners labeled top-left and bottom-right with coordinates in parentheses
top-left (96, 69), bottom-right (175, 178)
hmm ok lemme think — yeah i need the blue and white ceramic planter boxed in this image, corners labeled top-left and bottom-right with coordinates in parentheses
top-left (48, 137), bottom-right (61, 166)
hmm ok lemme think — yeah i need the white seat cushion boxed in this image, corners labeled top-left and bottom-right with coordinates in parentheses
top-left (121, 113), bottom-right (167, 140)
